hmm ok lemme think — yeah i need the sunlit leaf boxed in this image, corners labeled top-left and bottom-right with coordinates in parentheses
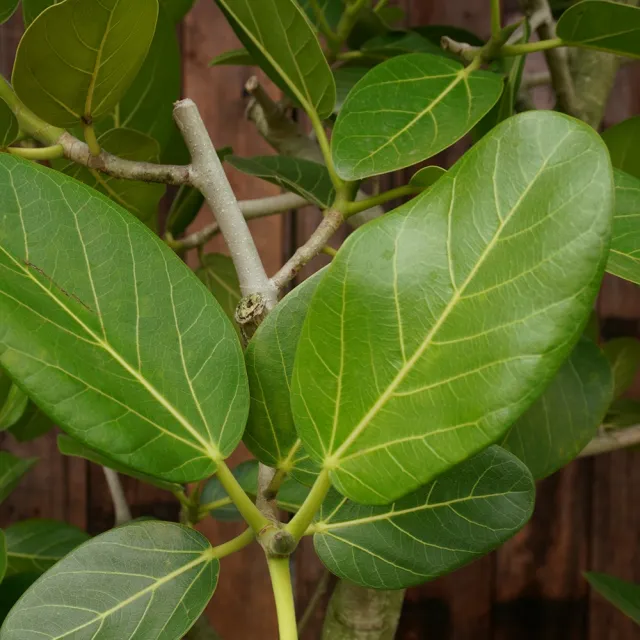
top-left (503, 338), bottom-right (612, 479)
top-left (293, 112), bottom-right (613, 504)
top-left (0, 99), bottom-right (18, 149)
top-left (209, 48), bottom-right (254, 67)
top-left (0, 521), bottom-right (219, 640)
top-left (0, 452), bottom-right (36, 503)
top-left (603, 337), bottom-right (640, 399)
top-left (602, 116), bottom-right (640, 179)
top-left (0, 384), bottom-right (28, 431)
top-left (332, 53), bottom-right (503, 180)
top-left (0, 156), bottom-right (248, 483)
top-left (196, 254), bottom-right (241, 327)
top-left (13, 0), bottom-right (159, 128)
top-left (585, 572), bottom-right (640, 624)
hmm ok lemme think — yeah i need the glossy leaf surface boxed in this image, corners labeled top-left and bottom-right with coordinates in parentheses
top-left (557, 1), bottom-right (640, 58)
top-left (332, 53), bottom-right (503, 180)
top-left (503, 338), bottom-right (612, 479)
top-left (215, 0), bottom-right (335, 118)
top-left (0, 521), bottom-right (218, 640)
top-left (0, 99), bottom-right (18, 149)
top-left (293, 112), bottom-right (613, 504)
top-left (13, 0), bottom-right (158, 127)
top-left (0, 452), bottom-right (36, 503)
top-left (585, 572), bottom-right (640, 624)
top-left (0, 156), bottom-right (248, 483)
top-left (602, 116), bottom-right (640, 179)
top-left (603, 338), bottom-right (640, 399)
top-left (4, 519), bottom-right (90, 576)
top-left (196, 254), bottom-right (241, 327)
top-left (227, 155), bottom-right (335, 209)
top-left (312, 447), bottom-right (534, 589)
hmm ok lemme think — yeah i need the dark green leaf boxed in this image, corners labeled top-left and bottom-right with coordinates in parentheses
top-left (332, 53), bottom-right (503, 180)
top-left (585, 572), bottom-right (640, 624)
top-left (298, 0), bottom-right (343, 31)
top-left (209, 48), bottom-right (255, 67)
top-left (0, 156), bottom-right (248, 483)
top-left (312, 447), bottom-right (534, 589)
top-left (361, 31), bottom-right (443, 57)
top-left (0, 99), bottom-right (18, 149)
top-left (503, 338), bottom-right (612, 479)
top-left (196, 254), bottom-right (241, 327)
top-left (603, 338), bottom-right (640, 399)
top-left (604, 398), bottom-right (640, 428)
top-left (584, 310), bottom-right (599, 342)
top-left (167, 186), bottom-right (205, 237)
top-left (13, 0), bottom-right (159, 128)
top-left (58, 434), bottom-right (183, 493)
top-left (376, 5), bottom-right (405, 28)
top-left (201, 459), bottom-right (259, 520)
top-left (602, 116), bottom-right (640, 179)
top-left (215, 0), bottom-right (336, 118)
top-left (0, 0), bottom-right (19, 24)
top-left (346, 9), bottom-right (387, 50)
top-left (22, 0), bottom-right (56, 27)
top-left (0, 574), bottom-right (38, 623)
top-left (0, 385), bottom-right (28, 431)
top-left (334, 66), bottom-right (370, 114)
top-left (227, 155), bottom-right (335, 209)
top-left (245, 273), bottom-right (324, 485)
top-left (0, 452), bottom-right (36, 504)
top-left (409, 165), bottom-right (446, 188)
top-left (557, 0), bottom-right (640, 58)
top-left (4, 519), bottom-right (90, 576)
top-left (0, 521), bottom-right (219, 640)
top-left (0, 530), bottom-right (5, 583)
top-left (607, 169), bottom-right (640, 285)
top-left (293, 111), bottom-right (613, 504)
top-left (8, 403), bottom-right (54, 442)
top-left (160, 0), bottom-right (194, 22)
top-left (55, 128), bottom-right (165, 227)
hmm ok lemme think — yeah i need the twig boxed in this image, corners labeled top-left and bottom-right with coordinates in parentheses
top-left (102, 467), bottom-right (132, 526)
top-left (173, 99), bottom-right (278, 308)
top-left (297, 570), bottom-right (332, 635)
top-left (580, 425), bottom-right (640, 457)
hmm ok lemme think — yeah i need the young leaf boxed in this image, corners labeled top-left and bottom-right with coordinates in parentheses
top-left (503, 338), bottom-right (613, 479)
top-left (160, 0), bottom-right (194, 22)
top-left (585, 572), bottom-right (640, 624)
top-left (4, 519), bottom-right (90, 576)
top-left (293, 111), bottom-right (613, 505)
top-left (0, 0), bottom-right (19, 24)
top-left (603, 338), bottom-right (640, 399)
top-left (0, 452), bottom-right (36, 503)
top-left (0, 521), bottom-right (219, 640)
top-left (602, 116), bottom-right (640, 179)
top-left (413, 25), bottom-right (485, 49)
top-left (311, 447), bottom-right (534, 589)
top-left (245, 272), bottom-right (324, 485)
top-left (0, 99), bottom-right (18, 149)
top-left (331, 53), bottom-right (503, 180)
top-left (196, 254), bottom-right (241, 327)
top-left (13, 0), bottom-right (159, 128)
top-left (409, 165), bottom-right (446, 188)
top-left (0, 384), bottom-right (28, 431)
top-left (209, 48), bottom-right (255, 67)
top-left (557, 1), bottom-right (640, 59)
top-left (55, 128), bottom-right (166, 227)
top-left (227, 156), bottom-right (335, 209)
top-left (214, 0), bottom-right (336, 119)
top-left (57, 434), bottom-right (183, 493)
top-left (0, 156), bottom-right (249, 483)
top-left (607, 169), bottom-right (640, 286)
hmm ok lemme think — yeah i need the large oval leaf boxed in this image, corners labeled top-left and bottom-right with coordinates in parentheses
top-left (215, 0), bottom-right (336, 119)
top-left (13, 0), bottom-right (158, 128)
top-left (503, 338), bottom-right (612, 479)
top-left (607, 169), bottom-right (640, 285)
top-left (196, 254), bottom-right (241, 327)
top-left (557, 0), bottom-right (640, 59)
top-left (0, 155), bottom-right (248, 483)
top-left (0, 452), bottom-right (36, 504)
top-left (245, 273), bottom-right (324, 486)
top-left (0, 99), bottom-right (18, 149)
top-left (4, 519), bottom-right (90, 576)
top-left (331, 53), bottom-right (503, 180)
top-left (311, 447), bottom-right (534, 589)
top-left (602, 117), bottom-right (640, 179)
top-left (292, 111), bottom-right (613, 505)
top-left (0, 521), bottom-right (218, 640)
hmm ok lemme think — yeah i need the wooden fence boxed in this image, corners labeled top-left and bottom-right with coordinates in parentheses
top-left (1, 1), bottom-right (640, 638)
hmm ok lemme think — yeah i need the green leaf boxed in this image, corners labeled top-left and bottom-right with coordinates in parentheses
top-left (0, 574), bottom-right (38, 623)
top-left (0, 452), bottom-right (36, 504)
top-left (0, 385), bottom-right (28, 432)
top-left (22, 0), bottom-right (57, 26)
top-left (602, 116), bottom-right (640, 179)
top-left (0, 156), bottom-right (248, 483)
top-left (55, 128), bottom-right (166, 227)
top-left (196, 254), bottom-right (241, 328)
top-left (409, 165), bottom-right (446, 188)
top-left (13, 0), bottom-right (159, 128)
top-left (503, 338), bottom-right (612, 479)
top-left (334, 66), bottom-right (370, 114)
top-left (557, 0), bottom-right (640, 59)
top-left (0, 530), bottom-right (6, 583)
top-left (8, 403), bottom-right (54, 442)
top-left (298, 0), bottom-right (343, 31)
top-left (293, 111), bottom-right (613, 505)
top-left (584, 310), bottom-right (600, 342)
top-left (160, 0), bottom-right (194, 22)
top-left (331, 53), bottom-right (503, 180)
top-left (245, 272), bottom-right (324, 484)
top-left (0, 521), bottom-right (219, 640)
top-left (167, 186), bottom-right (205, 238)
top-left (607, 169), bottom-right (640, 286)
top-left (0, 0), bottom-right (19, 24)
top-left (4, 519), bottom-right (90, 577)
top-left (57, 434), bottom-right (183, 493)
top-left (376, 5), bottom-right (405, 28)
top-left (360, 31), bottom-right (444, 57)
top-left (209, 48), bottom-right (255, 67)
top-left (585, 572), bottom-right (640, 624)
top-left (215, 0), bottom-right (336, 119)
top-left (201, 459), bottom-right (259, 520)
top-left (603, 337), bottom-right (640, 399)
top-left (312, 447), bottom-right (534, 589)
top-left (0, 99), bottom-right (18, 149)
top-left (227, 155), bottom-right (335, 209)
top-left (604, 398), bottom-right (640, 428)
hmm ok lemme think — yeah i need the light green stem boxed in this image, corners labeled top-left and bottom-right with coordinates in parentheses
top-left (344, 185), bottom-right (423, 217)
top-left (83, 122), bottom-right (101, 157)
top-left (212, 528), bottom-right (255, 559)
top-left (286, 468), bottom-right (332, 540)
top-left (7, 144), bottom-right (65, 160)
top-left (491, 0), bottom-right (502, 36)
top-left (500, 37), bottom-right (564, 56)
top-left (268, 557), bottom-right (298, 640)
